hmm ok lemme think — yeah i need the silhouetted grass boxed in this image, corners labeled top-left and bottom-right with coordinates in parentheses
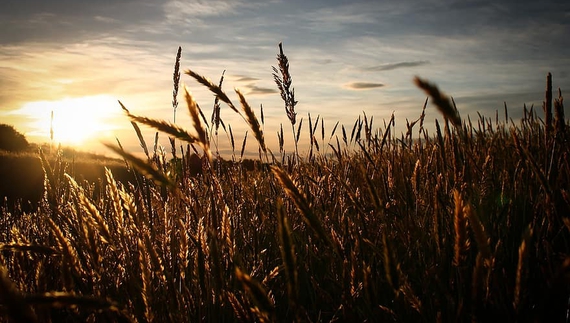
top-left (0, 44), bottom-right (568, 322)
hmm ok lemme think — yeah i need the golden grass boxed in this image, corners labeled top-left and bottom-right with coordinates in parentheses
top-left (0, 43), bottom-right (568, 322)
top-left (236, 89), bottom-right (266, 154)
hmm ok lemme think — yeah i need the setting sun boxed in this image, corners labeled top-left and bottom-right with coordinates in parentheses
top-left (17, 95), bottom-right (121, 147)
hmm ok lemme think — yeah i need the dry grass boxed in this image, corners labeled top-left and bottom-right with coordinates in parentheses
top-left (0, 43), bottom-right (568, 322)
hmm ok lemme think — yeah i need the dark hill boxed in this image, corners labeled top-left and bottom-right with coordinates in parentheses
top-left (0, 149), bottom-right (133, 211)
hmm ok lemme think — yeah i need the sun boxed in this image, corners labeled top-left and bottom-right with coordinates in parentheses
top-left (19, 95), bottom-right (121, 147)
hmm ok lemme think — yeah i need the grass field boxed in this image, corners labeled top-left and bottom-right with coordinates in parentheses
top-left (0, 147), bottom-right (133, 212)
top-left (0, 45), bottom-right (568, 322)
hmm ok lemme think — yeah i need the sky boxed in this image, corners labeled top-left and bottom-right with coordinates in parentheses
top-left (1, 0), bottom-right (569, 158)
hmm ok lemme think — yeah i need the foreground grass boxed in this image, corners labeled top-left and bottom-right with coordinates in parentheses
top-left (0, 46), bottom-right (568, 322)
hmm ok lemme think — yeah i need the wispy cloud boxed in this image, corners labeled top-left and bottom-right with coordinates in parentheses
top-left (369, 61), bottom-right (430, 72)
top-left (297, 2), bottom-right (380, 33)
top-left (235, 76), bottom-right (260, 82)
top-left (164, 0), bottom-right (244, 18)
top-left (345, 82), bottom-right (385, 90)
top-left (162, 0), bottom-right (272, 30)
top-left (93, 15), bottom-right (118, 24)
top-left (0, 38), bottom-right (175, 115)
top-left (243, 84), bottom-right (278, 95)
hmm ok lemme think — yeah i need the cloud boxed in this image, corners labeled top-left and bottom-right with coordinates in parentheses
top-left (369, 61), bottom-right (430, 72)
top-left (297, 3), bottom-right (379, 33)
top-left (234, 76), bottom-right (260, 82)
top-left (162, 0), bottom-right (272, 28)
top-left (94, 15), bottom-right (118, 23)
top-left (345, 82), bottom-right (385, 90)
top-left (0, 0), bottom-right (166, 44)
top-left (0, 38), bottom-right (175, 113)
top-left (244, 84), bottom-right (278, 95)
top-left (164, 0), bottom-right (243, 18)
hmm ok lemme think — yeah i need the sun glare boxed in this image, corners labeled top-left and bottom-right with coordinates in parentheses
top-left (18, 95), bottom-right (121, 147)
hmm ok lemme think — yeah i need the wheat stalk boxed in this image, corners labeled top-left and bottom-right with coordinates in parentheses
top-left (464, 204), bottom-right (491, 261)
top-left (172, 46), bottom-right (182, 123)
top-left (128, 110), bottom-right (201, 145)
top-left (271, 165), bottom-right (332, 247)
top-left (104, 143), bottom-right (174, 188)
top-left (185, 69), bottom-right (240, 115)
top-left (105, 167), bottom-right (124, 231)
top-left (514, 225), bottom-right (533, 313)
top-left (273, 42), bottom-right (297, 126)
top-left (137, 238), bottom-right (153, 322)
top-left (414, 76), bottom-right (462, 127)
top-left (235, 266), bottom-right (275, 320)
top-left (211, 70), bottom-right (225, 135)
top-left (276, 199), bottom-right (298, 305)
top-left (236, 88), bottom-right (266, 153)
top-left (453, 190), bottom-right (468, 266)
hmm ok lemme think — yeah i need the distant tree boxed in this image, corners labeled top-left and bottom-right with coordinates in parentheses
top-left (0, 124), bottom-right (30, 152)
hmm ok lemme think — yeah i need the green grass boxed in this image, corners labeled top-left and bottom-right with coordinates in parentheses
top-left (0, 46), bottom-right (568, 322)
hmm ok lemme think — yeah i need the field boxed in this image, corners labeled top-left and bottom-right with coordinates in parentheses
top-left (0, 148), bottom-right (134, 212)
top-left (0, 46), bottom-right (568, 322)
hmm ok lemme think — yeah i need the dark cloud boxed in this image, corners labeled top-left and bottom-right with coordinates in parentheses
top-left (245, 84), bottom-right (278, 95)
top-left (369, 61), bottom-right (430, 72)
top-left (345, 82), bottom-right (385, 90)
top-left (0, 0), bottom-right (166, 44)
top-left (235, 76), bottom-right (260, 82)
top-left (1, 0), bottom-right (166, 18)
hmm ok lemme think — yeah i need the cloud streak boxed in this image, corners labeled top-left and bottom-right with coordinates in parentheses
top-left (235, 76), bottom-right (260, 82)
top-left (345, 82), bottom-right (385, 90)
top-left (369, 60), bottom-right (430, 72)
top-left (244, 84), bottom-right (278, 95)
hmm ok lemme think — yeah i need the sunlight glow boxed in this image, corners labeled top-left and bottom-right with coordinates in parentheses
top-left (17, 95), bottom-right (121, 146)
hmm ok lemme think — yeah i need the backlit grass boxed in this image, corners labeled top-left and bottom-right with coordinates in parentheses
top-left (0, 45), bottom-right (568, 323)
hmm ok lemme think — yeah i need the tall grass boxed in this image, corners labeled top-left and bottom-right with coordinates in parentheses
top-left (0, 43), bottom-right (568, 322)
